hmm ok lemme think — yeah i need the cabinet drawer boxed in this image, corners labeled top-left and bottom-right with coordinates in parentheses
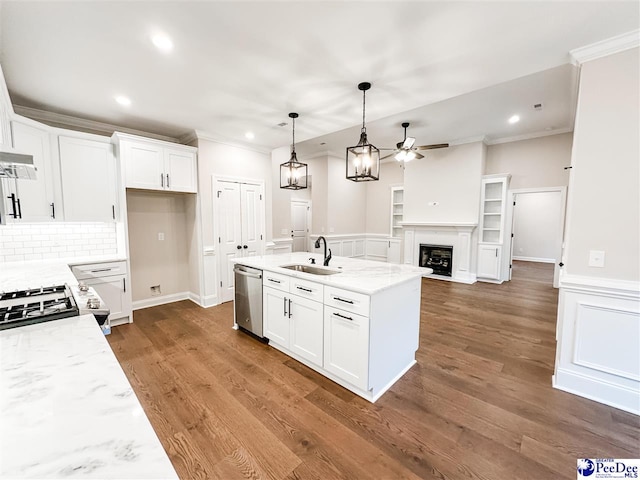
top-left (71, 260), bottom-right (127, 280)
top-left (324, 286), bottom-right (370, 317)
top-left (289, 277), bottom-right (323, 302)
top-left (263, 271), bottom-right (290, 292)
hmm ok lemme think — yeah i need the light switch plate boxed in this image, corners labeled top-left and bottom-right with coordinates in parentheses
top-left (158, 232), bottom-right (165, 241)
top-left (589, 250), bottom-right (605, 267)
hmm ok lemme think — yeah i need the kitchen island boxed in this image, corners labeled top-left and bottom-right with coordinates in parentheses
top-left (232, 253), bottom-right (431, 402)
top-left (0, 263), bottom-right (177, 479)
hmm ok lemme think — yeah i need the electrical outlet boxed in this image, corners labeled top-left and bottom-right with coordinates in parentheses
top-left (150, 285), bottom-right (161, 296)
top-left (158, 232), bottom-right (165, 241)
top-left (588, 250), bottom-right (605, 268)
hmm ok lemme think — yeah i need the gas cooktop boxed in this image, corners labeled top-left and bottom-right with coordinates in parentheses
top-left (0, 284), bottom-right (80, 331)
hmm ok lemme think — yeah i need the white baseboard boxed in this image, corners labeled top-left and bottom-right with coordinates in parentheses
top-left (423, 272), bottom-right (477, 284)
top-left (553, 369), bottom-right (640, 415)
top-left (132, 292), bottom-right (191, 310)
top-left (513, 256), bottom-right (555, 263)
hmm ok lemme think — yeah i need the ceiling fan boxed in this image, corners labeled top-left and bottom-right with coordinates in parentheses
top-left (381, 122), bottom-right (449, 162)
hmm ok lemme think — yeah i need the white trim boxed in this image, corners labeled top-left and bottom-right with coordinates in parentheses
top-left (559, 273), bottom-right (640, 300)
top-left (553, 369), bottom-right (639, 416)
top-left (399, 222), bottom-right (478, 228)
top-left (13, 105), bottom-right (181, 143)
top-left (570, 29), bottom-right (640, 66)
top-left (485, 127), bottom-right (573, 146)
top-left (132, 292), bottom-right (192, 310)
top-left (513, 256), bottom-right (555, 264)
top-left (111, 131), bottom-right (197, 151)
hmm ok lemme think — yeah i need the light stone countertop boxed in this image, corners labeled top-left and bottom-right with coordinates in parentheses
top-left (0, 261), bottom-right (81, 292)
top-left (232, 253), bottom-right (432, 295)
top-left (0, 314), bottom-right (177, 479)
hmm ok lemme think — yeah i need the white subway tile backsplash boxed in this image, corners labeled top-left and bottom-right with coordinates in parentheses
top-left (0, 222), bottom-right (118, 263)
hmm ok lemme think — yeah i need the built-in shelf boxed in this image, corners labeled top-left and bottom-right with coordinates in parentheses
top-left (390, 187), bottom-right (404, 239)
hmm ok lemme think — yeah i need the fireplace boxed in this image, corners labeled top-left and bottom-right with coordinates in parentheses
top-left (419, 244), bottom-right (453, 277)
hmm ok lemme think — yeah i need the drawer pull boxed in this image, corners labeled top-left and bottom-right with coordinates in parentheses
top-left (333, 312), bottom-right (353, 321)
top-left (90, 268), bottom-right (112, 273)
top-left (296, 286), bottom-right (312, 293)
top-left (333, 296), bottom-right (354, 304)
top-left (268, 278), bottom-right (281, 284)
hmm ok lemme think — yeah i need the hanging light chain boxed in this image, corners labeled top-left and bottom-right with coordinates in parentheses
top-left (361, 88), bottom-right (366, 134)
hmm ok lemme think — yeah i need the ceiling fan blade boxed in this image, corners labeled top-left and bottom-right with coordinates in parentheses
top-left (380, 153), bottom-right (397, 161)
top-left (403, 137), bottom-right (416, 149)
top-left (414, 151), bottom-right (424, 160)
top-left (379, 148), bottom-right (398, 151)
top-left (415, 143), bottom-right (449, 150)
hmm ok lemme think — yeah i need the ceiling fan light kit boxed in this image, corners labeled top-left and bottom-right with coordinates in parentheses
top-left (382, 122), bottom-right (449, 164)
top-left (346, 82), bottom-right (380, 182)
top-left (280, 112), bottom-right (308, 190)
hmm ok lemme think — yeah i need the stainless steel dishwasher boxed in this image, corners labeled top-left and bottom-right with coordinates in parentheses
top-left (233, 264), bottom-right (265, 339)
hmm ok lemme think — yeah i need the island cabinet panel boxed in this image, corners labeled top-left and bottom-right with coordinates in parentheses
top-left (263, 271), bottom-right (290, 293)
top-left (323, 306), bottom-right (369, 391)
top-left (324, 286), bottom-right (370, 317)
top-left (263, 286), bottom-right (290, 346)
top-left (289, 295), bottom-right (324, 367)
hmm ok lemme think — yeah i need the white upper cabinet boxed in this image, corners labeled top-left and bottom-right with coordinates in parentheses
top-left (58, 136), bottom-right (118, 222)
top-left (114, 133), bottom-right (197, 193)
top-left (477, 174), bottom-right (511, 283)
top-left (3, 120), bottom-right (59, 222)
top-left (0, 64), bottom-right (13, 151)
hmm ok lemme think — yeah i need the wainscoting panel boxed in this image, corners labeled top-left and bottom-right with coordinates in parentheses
top-left (554, 274), bottom-right (640, 414)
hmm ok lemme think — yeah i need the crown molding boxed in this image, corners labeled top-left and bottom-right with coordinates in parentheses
top-left (448, 135), bottom-right (487, 146)
top-left (570, 29), bottom-right (640, 66)
top-left (485, 127), bottom-right (573, 146)
top-left (12, 105), bottom-right (181, 143)
top-left (192, 129), bottom-right (272, 155)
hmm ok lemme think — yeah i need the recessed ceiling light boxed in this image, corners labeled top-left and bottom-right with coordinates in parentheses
top-left (245, 132), bottom-right (255, 140)
top-left (508, 115), bottom-right (520, 124)
top-left (152, 34), bottom-right (173, 53)
top-left (115, 95), bottom-right (131, 106)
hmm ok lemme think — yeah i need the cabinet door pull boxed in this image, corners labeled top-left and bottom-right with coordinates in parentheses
top-left (495, 248), bottom-right (498, 257)
top-left (288, 298), bottom-right (292, 318)
top-left (236, 245), bottom-right (242, 250)
top-left (334, 312), bottom-right (353, 321)
top-left (296, 286), bottom-right (312, 293)
top-left (90, 268), bottom-right (112, 273)
top-left (333, 296), bottom-right (354, 304)
top-left (166, 174), bottom-right (170, 189)
top-left (243, 245), bottom-right (248, 249)
top-left (268, 278), bottom-right (281, 284)
top-left (7, 194), bottom-right (18, 219)
top-left (161, 173), bottom-right (164, 187)
top-left (50, 203), bottom-right (55, 219)
top-left (123, 278), bottom-right (126, 292)
top-left (112, 205), bottom-right (115, 220)
top-left (16, 198), bottom-right (22, 219)
top-left (283, 297), bottom-right (287, 316)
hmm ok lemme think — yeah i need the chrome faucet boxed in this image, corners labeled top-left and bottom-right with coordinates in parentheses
top-left (314, 236), bottom-right (332, 266)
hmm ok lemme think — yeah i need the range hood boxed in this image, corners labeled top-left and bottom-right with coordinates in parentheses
top-left (0, 151), bottom-right (37, 180)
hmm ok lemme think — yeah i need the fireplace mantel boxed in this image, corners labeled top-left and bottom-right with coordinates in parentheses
top-left (402, 222), bottom-right (478, 284)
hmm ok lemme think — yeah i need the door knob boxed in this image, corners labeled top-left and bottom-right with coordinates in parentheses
top-left (236, 245), bottom-right (242, 250)
top-left (243, 245), bottom-right (248, 249)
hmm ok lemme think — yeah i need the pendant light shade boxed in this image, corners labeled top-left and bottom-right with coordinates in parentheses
top-left (346, 82), bottom-right (380, 182)
top-left (280, 112), bottom-right (308, 190)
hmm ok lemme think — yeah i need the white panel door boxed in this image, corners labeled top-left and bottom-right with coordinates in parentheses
top-left (323, 306), bottom-right (369, 391)
top-left (59, 137), bottom-right (117, 222)
top-left (84, 275), bottom-right (130, 321)
top-left (10, 121), bottom-right (55, 222)
top-left (240, 183), bottom-right (263, 257)
top-left (263, 287), bottom-right (289, 347)
top-left (218, 181), bottom-right (243, 303)
top-left (124, 141), bottom-right (164, 190)
top-left (290, 294), bottom-right (323, 367)
top-left (477, 244), bottom-right (501, 279)
top-left (165, 148), bottom-right (196, 193)
top-left (290, 200), bottom-right (309, 252)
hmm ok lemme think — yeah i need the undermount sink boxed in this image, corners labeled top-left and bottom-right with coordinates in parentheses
top-left (280, 264), bottom-right (341, 276)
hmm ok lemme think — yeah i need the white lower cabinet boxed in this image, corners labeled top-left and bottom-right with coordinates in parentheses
top-left (477, 244), bottom-right (501, 280)
top-left (323, 306), bottom-right (369, 391)
top-left (263, 285), bottom-right (323, 367)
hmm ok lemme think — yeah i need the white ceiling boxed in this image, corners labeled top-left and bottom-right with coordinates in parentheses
top-left (1, 1), bottom-right (638, 155)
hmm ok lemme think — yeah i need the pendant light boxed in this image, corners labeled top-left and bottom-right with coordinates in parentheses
top-left (346, 82), bottom-right (380, 182)
top-left (280, 112), bottom-right (308, 190)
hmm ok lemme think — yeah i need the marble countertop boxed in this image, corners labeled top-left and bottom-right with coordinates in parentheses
top-left (232, 253), bottom-right (432, 295)
top-left (0, 261), bottom-right (81, 292)
top-left (0, 314), bottom-right (177, 479)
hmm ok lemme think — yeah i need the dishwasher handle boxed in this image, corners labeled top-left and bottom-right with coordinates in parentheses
top-left (234, 268), bottom-right (262, 279)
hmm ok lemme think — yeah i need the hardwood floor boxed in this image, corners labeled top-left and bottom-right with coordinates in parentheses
top-left (108, 261), bottom-right (640, 479)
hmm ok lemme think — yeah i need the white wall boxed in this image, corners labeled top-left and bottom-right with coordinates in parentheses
top-left (486, 133), bottom-right (572, 189)
top-left (403, 141), bottom-right (485, 224)
top-left (554, 47), bottom-right (640, 415)
top-left (365, 162), bottom-right (404, 234)
top-left (326, 154), bottom-right (367, 234)
top-left (512, 191), bottom-right (563, 262)
top-left (126, 190), bottom-right (190, 303)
